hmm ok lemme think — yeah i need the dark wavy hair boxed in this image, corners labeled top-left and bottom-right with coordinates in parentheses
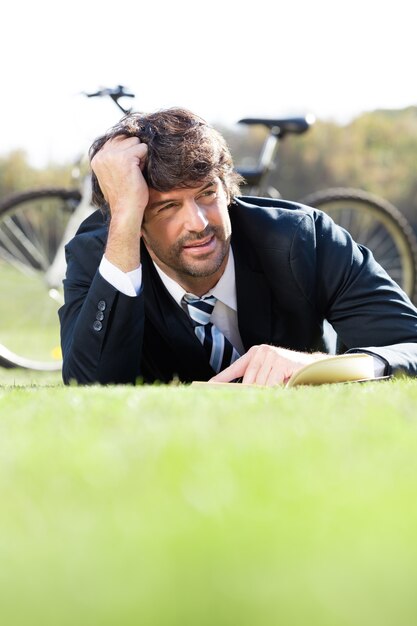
top-left (89, 107), bottom-right (243, 213)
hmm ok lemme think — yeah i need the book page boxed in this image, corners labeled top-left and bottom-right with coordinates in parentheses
top-left (285, 353), bottom-right (375, 387)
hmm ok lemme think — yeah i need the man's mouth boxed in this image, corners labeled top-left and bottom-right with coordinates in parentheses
top-left (182, 235), bottom-right (215, 250)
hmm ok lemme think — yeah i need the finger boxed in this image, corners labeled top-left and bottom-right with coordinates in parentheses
top-left (112, 134), bottom-right (142, 146)
top-left (136, 143), bottom-right (148, 171)
top-left (100, 135), bottom-right (140, 151)
top-left (113, 138), bottom-right (147, 160)
top-left (241, 348), bottom-right (268, 385)
top-left (249, 350), bottom-right (275, 386)
top-left (209, 352), bottom-right (250, 382)
top-left (94, 140), bottom-right (147, 174)
top-left (265, 366), bottom-right (287, 387)
top-left (120, 141), bottom-right (147, 166)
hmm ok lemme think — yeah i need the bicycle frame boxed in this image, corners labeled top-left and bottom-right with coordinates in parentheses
top-left (44, 177), bottom-right (95, 296)
top-left (235, 115), bottom-right (315, 195)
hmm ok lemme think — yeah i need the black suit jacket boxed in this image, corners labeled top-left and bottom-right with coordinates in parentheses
top-left (59, 197), bottom-right (417, 384)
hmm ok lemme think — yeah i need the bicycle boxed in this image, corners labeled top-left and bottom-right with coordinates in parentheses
top-left (236, 115), bottom-right (417, 304)
top-left (1, 94), bottom-right (416, 370)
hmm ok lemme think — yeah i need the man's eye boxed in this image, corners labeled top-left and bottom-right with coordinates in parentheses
top-left (158, 203), bottom-right (176, 212)
top-left (200, 190), bottom-right (216, 198)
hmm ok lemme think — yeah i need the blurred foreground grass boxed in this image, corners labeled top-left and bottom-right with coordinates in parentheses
top-left (1, 376), bottom-right (417, 625)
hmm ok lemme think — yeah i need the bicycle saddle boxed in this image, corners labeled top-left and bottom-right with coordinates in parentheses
top-left (237, 114), bottom-right (315, 137)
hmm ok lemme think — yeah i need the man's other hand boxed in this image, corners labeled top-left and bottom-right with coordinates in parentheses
top-left (209, 344), bottom-right (328, 386)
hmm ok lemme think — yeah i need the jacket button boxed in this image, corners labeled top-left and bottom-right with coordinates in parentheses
top-left (93, 320), bottom-right (103, 332)
top-left (96, 311), bottom-right (104, 321)
top-left (97, 300), bottom-right (106, 311)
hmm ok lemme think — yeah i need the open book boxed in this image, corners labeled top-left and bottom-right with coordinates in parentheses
top-left (192, 353), bottom-right (385, 389)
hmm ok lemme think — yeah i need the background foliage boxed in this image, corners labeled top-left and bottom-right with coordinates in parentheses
top-left (224, 106), bottom-right (417, 231)
top-left (1, 106), bottom-right (417, 230)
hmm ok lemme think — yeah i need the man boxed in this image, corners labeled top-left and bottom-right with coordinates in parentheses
top-left (59, 107), bottom-right (417, 385)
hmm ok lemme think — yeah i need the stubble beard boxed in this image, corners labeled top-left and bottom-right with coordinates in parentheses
top-left (146, 225), bottom-right (231, 279)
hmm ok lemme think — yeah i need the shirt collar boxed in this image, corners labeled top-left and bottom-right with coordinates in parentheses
top-left (152, 247), bottom-right (237, 311)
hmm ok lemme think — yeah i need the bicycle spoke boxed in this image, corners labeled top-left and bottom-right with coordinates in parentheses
top-left (0, 214), bottom-right (50, 269)
top-left (305, 192), bottom-right (417, 300)
top-left (0, 245), bottom-right (39, 277)
top-left (0, 189), bottom-right (81, 367)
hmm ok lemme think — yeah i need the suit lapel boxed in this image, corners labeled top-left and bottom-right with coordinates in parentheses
top-left (230, 209), bottom-right (310, 352)
top-left (232, 236), bottom-right (273, 350)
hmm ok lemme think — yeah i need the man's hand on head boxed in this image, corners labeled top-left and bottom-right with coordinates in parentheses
top-left (209, 344), bottom-right (329, 387)
top-left (91, 135), bottom-right (149, 229)
top-left (91, 136), bottom-right (149, 272)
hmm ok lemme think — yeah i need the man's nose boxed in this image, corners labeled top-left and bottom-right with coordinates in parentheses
top-left (183, 201), bottom-right (209, 232)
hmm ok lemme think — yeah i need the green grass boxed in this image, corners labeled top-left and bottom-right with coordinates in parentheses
top-left (1, 377), bottom-right (417, 625)
top-left (0, 366), bottom-right (62, 387)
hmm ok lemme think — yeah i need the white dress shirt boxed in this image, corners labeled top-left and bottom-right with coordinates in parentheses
top-left (99, 250), bottom-right (245, 355)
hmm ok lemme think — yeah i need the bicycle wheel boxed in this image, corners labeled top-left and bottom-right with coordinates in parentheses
top-left (0, 188), bottom-right (81, 370)
top-left (299, 188), bottom-right (417, 302)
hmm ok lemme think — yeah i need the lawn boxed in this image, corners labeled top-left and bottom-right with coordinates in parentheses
top-left (1, 376), bottom-right (417, 626)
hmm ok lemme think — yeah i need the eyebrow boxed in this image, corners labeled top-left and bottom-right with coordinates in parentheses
top-left (148, 180), bottom-right (216, 211)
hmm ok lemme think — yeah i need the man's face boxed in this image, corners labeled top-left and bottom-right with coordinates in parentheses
top-left (141, 178), bottom-right (232, 292)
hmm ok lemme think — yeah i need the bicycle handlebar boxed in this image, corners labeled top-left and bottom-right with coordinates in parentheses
top-left (82, 85), bottom-right (135, 114)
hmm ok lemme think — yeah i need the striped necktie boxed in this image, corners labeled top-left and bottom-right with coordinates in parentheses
top-left (182, 293), bottom-right (240, 373)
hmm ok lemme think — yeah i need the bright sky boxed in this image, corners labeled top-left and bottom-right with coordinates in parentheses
top-left (1, 0), bottom-right (415, 167)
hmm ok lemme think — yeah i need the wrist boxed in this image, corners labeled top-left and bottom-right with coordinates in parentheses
top-left (105, 220), bottom-right (141, 273)
top-left (109, 208), bottom-right (143, 233)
